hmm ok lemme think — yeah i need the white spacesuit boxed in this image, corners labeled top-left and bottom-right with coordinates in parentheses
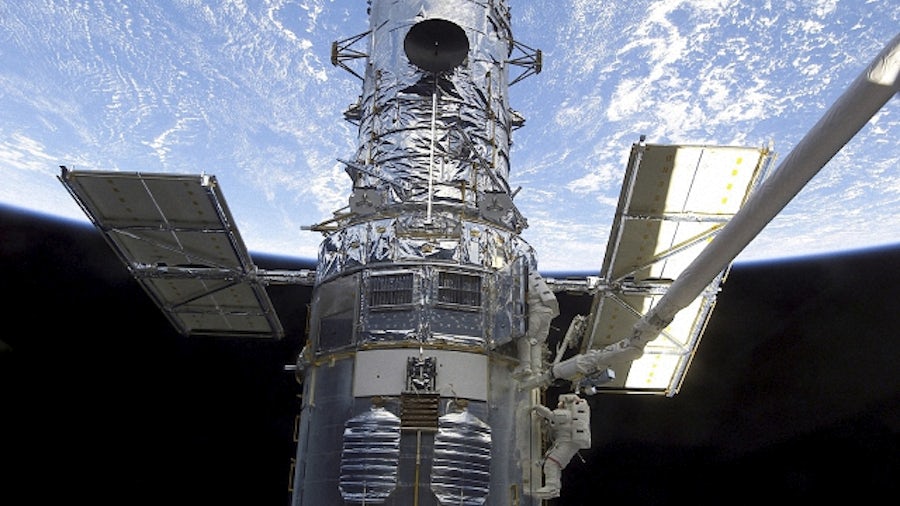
top-left (532, 393), bottom-right (591, 498)
top-left (515, 270), bottom-right (559, 379)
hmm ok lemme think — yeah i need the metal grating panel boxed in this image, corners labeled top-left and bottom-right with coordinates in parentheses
top-left (400, 392), bottom-right (440, 431)
top-left (59, 168), bottom-right (284, 338)
top-left (587, 143), bottom-right (772, 394)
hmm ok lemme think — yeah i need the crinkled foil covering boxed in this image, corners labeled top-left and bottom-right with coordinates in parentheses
top-left (342, 0), bottom-right (521, 229)
top-left (311, 264), bottom-right (526, 350)
top-left (312, 214), bottom-right (531, 349)
top-left (297, 2), bottom-right (541, 504)
top-left (317, 212), bottom-right (534, 283)
top-left (432, 409), bottom-right (492, 505)
top-left (339, 407), bottom-right (402, 504)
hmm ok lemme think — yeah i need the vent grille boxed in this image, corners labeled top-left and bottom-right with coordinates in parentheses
top-left (370, 273), bottom-right (414, 307)
top-left (400, 393), bottom-right (439, 431)
top-left (437, 271), bottom-right (481, 307)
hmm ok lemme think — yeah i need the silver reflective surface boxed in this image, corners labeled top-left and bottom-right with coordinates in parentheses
top-left (295, 1), bottom-right (543, 504)
top-left (316, 217), bottom-right (535, 282)
top-left (432, 409), bottom-right (492, 505)
top-left (353, 1), bottom-right (516, 221)
top-left (340, 407), bottom-right (402, 504)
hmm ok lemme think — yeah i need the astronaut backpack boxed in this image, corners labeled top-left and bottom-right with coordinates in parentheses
top-left (570, 397), bottom-right (591, 449)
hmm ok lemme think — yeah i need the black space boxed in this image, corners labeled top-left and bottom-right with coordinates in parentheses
top-left (2, 204), bottom-right (898, 505)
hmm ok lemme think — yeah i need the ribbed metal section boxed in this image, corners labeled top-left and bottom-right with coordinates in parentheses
top-left (400, 392), bottom-right (440, 431)
top-left (339, 407), bottom-right (402, 504)
top-left (431, 410), bottom-right (492, 505)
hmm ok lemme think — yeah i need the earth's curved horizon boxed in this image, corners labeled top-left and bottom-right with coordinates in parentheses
top-left (2, 1), bottom-right (898, 272)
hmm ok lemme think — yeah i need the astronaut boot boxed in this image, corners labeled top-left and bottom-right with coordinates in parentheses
top-left (534, 462), bottom-right (561, 499)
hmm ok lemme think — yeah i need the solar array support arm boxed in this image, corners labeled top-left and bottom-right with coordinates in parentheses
top-left (524, 31), bottom-right (900, 390)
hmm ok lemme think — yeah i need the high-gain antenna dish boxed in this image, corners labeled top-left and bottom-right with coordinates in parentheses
top-left (404, 18), bottom-right (469, 72)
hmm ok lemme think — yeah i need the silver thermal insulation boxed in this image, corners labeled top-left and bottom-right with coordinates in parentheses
top-left (292, 355), bottom-right (540, 505)
top-left (346, 0), bottom-right (520, 228)
top-left (293, 357), bottom-right (356, 506)
top-left (311, 259), bottom-right (527, 351)
top-left (294, 2), bottom-right (544, 504)
top-left (316, 214), bottom-right (534, 283)
top-left (432, 409), bottom-right (492, 505)
top-left (339, 407), bottom-right (402, 504)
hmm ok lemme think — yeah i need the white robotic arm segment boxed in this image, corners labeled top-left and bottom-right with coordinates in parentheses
top-left (520, 312), bottom-right (673, 391)
top-left (533, 34), bottom-right (900, 395)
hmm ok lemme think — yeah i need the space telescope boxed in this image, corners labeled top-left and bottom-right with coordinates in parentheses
top-left (58, 1), bottom-right (899, 504)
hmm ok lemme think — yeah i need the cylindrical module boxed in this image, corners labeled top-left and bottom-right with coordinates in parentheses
top-left (355, 0), bottom-right (516, 211)
top-left (292, 1), bottom-right (546, 505)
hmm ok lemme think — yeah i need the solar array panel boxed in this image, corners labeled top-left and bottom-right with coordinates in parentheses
top-left (59, 169), bottom-right (284, 338)
top-left (585, 143), bottom-right (772, 395)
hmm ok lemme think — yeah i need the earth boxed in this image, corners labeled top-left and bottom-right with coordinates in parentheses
top-left (1, 0), bottom-right (897, 271)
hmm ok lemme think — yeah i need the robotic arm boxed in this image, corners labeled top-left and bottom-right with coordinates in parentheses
top-left (523, 32), bottom-right (900, 394)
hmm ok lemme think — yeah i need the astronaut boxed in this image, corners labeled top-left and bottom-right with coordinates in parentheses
top-left (532, 393), bottom-right (591, 499)
top-left (514, 270), bottom-right (560, 379)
